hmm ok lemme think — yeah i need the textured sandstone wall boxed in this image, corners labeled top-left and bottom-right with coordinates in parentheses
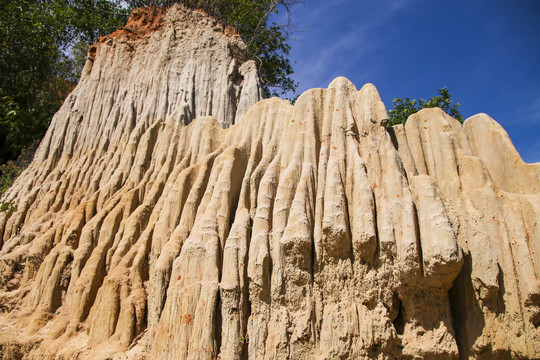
top-left (0, 4), bottom-right (539, 360)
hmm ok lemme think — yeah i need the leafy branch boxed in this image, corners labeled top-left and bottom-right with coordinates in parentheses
top-left (388, 87), bottom-right (462, 126)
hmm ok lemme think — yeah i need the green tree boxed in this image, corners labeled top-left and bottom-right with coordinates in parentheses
top-left (388, 87), bottom-right (462, 126)
top-left (70, 0), bottom-right (127, 44)
top-left (0, 0), bottom-right (126, 165)
top-left (124, 0), bottom-right (301, 96)
top-left (1, 0), bottom-right (68, 164)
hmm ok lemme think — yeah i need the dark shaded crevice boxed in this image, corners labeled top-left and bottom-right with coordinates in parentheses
top-left (341, 175), bottom-right (354, 265)
top-left (495, 264), bottom-right (506, 315)
top-left (371, 191), bottom-right (381, 263)
top-left (392, 295), bottom-right (405, 335)
top-left (266, 233), bottom-right (273, 302)
top-left (189, 74), bottom-right (196, 124)
top-left (449, 253), bottom-right (486, 360)
top-left (263, 182), bottom-right (276, 304)
top-left (527, 291), bottom-right (540, 328)
top-left (449, 257), bottom-right (469, 360)
top-left (215, 289), bottom-right (222, 357)
top-left (411, 202), bottom-right (424, 276)
top-left (475, 348), bottom-right (513, 360)
top-left (141, 228), bottom-right (153, 283)
top-left (307, 109), bottom-right (321, 285)
top-left (387, 126), bottom-right (399, 151)
top-left (242, 231), bottom-right (252, 360)
top-left (129, 101), bottom-right (137, 132)
top-left (59, 255), bottom-right (73, 306)
top-left (309, 200), bottom-right (316, 285)
top-left (163, 80), bottom-right (170, 120)
top-left (311, 100), bottom-right (323, 171)
top-left (241, 310), bottom-right (250, 360)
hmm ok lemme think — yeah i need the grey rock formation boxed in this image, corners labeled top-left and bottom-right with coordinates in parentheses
top-left (0, 4), bottom-right (539, 360)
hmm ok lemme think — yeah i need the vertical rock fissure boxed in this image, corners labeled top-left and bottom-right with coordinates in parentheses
top-left (393, 296), bottom-right (405, 336)
top-left (412, 202), bottom-right (424, 276)
top-left (215, 287), bottom-right (223, 357)
top-left (371, 192), bottom-right (381, 261)
top-left (449, 253), bottom-right (474, 360)
top-left (342, 172), bottom-right (354, 266)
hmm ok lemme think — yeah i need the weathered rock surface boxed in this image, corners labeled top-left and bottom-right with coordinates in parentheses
top-left (1, 4), bottom-right (539, 360)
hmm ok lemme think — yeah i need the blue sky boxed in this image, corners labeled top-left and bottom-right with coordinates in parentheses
top-left (274, 0), bottom-right (540, 163)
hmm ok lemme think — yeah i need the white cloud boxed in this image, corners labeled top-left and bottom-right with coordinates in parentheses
top-left (504, 96), bottom-right (540, 126)
top-left (520, 138), bottom-right (540, 163)
top-left (287, 0), bottom-right (418, 94)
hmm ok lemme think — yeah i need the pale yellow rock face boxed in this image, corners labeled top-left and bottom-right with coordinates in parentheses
top-left (1, 5), bottom-right (539, 360)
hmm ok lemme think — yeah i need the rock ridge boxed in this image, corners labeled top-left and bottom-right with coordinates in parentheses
top-left (0, 5), bottom-right (539, 360)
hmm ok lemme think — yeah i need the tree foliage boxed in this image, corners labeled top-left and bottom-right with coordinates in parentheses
top-left (388, 87), bottom-right (462, 126)
top-left (1, 0), bottom-right (67, 164)
top-left (0, 161), bottom-right (24, 213)
top-left (0, 145), bottom-right (35, 212)
top-left (0, 0), bottom-right (126, 165)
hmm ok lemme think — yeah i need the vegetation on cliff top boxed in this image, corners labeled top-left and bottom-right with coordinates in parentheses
top-left (388, 87), bottom-right (462, 126)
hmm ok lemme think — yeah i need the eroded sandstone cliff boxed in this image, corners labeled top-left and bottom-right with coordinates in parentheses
top-left (0, 4), bottom-right (539, 360)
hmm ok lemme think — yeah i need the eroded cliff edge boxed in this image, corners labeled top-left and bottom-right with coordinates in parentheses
top-left (0, 4), bottom-right (539, 360)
